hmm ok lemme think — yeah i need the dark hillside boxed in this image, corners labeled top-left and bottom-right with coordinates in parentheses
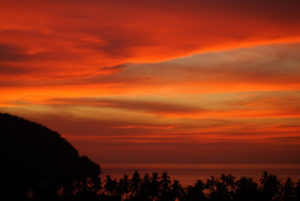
top-left (0, 113), bottom-right (101, 200)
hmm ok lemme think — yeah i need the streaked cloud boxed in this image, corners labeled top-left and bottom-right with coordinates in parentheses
top-left (1, 0), bottom-right (300, 163)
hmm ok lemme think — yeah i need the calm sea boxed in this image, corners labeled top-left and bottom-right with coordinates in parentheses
top-left (100, 163), bottom-right (300, 186)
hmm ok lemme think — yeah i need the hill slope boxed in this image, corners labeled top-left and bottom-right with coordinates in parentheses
top-left (0, 112), bottom-right (101, 198)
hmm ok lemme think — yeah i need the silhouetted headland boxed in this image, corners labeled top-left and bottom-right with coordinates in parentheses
top-left (1, 113), bottom-right (101, 200)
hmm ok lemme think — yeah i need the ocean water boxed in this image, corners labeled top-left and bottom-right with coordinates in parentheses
top-left (100, 163), bottom-right (300, 186)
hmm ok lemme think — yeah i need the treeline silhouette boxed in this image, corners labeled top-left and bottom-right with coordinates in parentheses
top-left (14, 171), bottom-right (300, 201)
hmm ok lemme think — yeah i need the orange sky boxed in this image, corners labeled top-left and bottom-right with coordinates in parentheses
top-left (1, 0), bottom-right (300, 164)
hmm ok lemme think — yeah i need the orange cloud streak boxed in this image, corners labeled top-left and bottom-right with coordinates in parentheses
top-left (1, 0), bottom-right (300, 163)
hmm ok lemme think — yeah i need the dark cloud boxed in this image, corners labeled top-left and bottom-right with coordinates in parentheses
top-left (99, 64), bottom-right (128, 72)
top-left (0, 65), bottom-right (34, 75)
top-left (0, 43), bottom-right (31, 62)
top-left (0, 43), bottom-right (51, 62)
top-left (0, 43), bottom-right (36, 75)
top-left (47, 97), bottom-right (204, 115)
top-left (77, 26), bottom-right (156, 59)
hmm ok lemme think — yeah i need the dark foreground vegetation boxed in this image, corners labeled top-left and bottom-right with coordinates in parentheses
top-left (5, 171), bottom-right (300, 201)
top-left (96, 171), bottom-right (300, 201)
top-left (2, 113), bottom-right (300, 201)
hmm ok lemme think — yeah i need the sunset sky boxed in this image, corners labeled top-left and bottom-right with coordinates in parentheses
top-left (1, 0), bottom-right (300, 164)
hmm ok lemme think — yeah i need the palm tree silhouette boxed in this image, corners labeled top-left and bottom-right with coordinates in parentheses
top-left (104, 175), bottom-right (117, 196)
top-left (295, 180), bottom-right (300, 201)
top-left (183, 179), bottom-right (206, 201)
top-left (281, 177), bottom-right (296, 201)
top-left (130, 170), bottom-right (142, 198)
top-left (260, 172), bottom-right (280, 201)
top-left (234, 177), bottom-right (260, 201)
top-left (149, 172), bottom-right (160, 200)
top-left (158, 172), bottom-right (172, 201)
top-left (119, 174), bottom-right (130, 200)
top-left (170, 180), bottom-right (184, 200)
